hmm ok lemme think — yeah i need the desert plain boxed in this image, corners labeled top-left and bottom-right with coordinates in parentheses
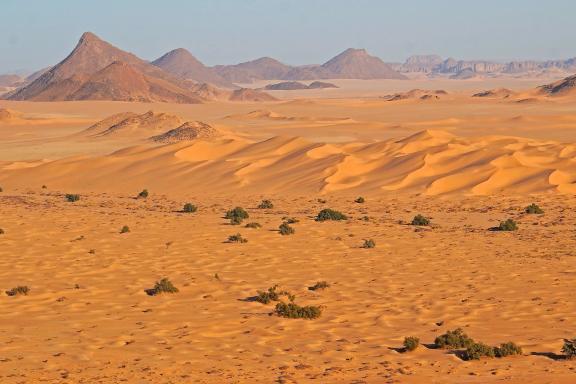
top-left (2, 63), bottom-right (576, 383)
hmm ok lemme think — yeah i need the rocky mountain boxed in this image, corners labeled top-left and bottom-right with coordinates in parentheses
top-left (538, 74), bottom-right (576, 96)
top-left (319, 48), bottom-right (406, 80)
top-left (0, 74), bottom-right (23, 87)
top-left (213, 57), bottom-right (293, 83)
top-left (152, 48), bottom-right (234, 88)
top-left (5, 32), bottom-right (203, 103)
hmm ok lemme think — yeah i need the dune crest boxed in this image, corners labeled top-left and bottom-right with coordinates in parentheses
top-left (2, 129), bottom-right (576, 195)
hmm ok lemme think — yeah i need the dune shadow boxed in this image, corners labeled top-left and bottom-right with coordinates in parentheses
top-left (530, 351), bottom-right (566, 361)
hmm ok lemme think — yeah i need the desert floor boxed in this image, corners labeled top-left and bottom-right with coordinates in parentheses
top-left (0, 78), bottom-right (575, 383)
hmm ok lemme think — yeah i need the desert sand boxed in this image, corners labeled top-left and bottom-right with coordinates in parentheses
top-left (1, 77), bottom-right (576, 383)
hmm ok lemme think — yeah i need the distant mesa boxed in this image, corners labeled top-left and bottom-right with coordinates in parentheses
top-left (214, 48), bottom-right (406, 82)
top-left (449, 68), bottom-right (478, 80)
top-left (385, 89), bottom-right (448, 101)
top-left (149, 121), bottom-right (220, 143)
top-left (264, 81), bottom-right (338, 90)
top-left (152, 48), bottom-right (235, 88)
top-left (229, 88), bottom-right (278, 102)
top-left (537, 74), bottom-right (576, 97)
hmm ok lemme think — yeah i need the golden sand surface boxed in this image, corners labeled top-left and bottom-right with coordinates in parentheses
top-left (0, 78), bottom-right (575, 383)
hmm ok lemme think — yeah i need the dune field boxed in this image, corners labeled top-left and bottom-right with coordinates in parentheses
top-left (1, 75), bottom-right (576, 383)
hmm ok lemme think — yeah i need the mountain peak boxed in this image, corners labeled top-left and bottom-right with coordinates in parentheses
top-left (78, 32), bottom-right (103, 46)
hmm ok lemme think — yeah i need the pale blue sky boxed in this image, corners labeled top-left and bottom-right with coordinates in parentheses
top-left (1, 0), bottom-right (575, 73)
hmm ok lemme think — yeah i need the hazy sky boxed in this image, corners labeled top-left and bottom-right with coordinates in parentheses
top-left (1, 0), bottom-right (575, 73)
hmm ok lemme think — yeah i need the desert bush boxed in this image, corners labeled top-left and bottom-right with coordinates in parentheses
top-left (316, 208), bottom-right (347, 221)
top-left (42, 185), bottom-right (47, 189)
top-left (411, 214), bottom-right (430, 226)
top-left (65, 194), bottom-right (80, 202)
top-left (434, 328), bottom-right (475, 349)
top-left (355, 196), bottom-right (365, 204)
top-left (0, 186), bottom-right (3, 192)
top-left (145, 278), bottom-right (179, 296)
top-left (120, 225), bottom-right (130, 234)
top-left (258, 199), bottom-right (274, 209)
top-left (274, 302), bottom-right (322, 319)
top-left (182, 203), bottom-right (197, 213)
top-left (525, 203), bottom-right (544, 214)
top-left (255, 285), bottom-right (294, 304)
top-left (308, 281), bottom-right (330, 291)
top-left (0, 228), bottom-right (4, 235)
top-left (228, 233), bottom-right (247, 243)
top-left (562, 339), bottom-right (576, 359)
top-left (463, 342), bottom-right (496, 360)
top-left (362, 239), bottom-right (376, 248)
top-left (245, 222), bottom-right (262, 229)
top-left (137, 189), bottom-right (149, 199)
top-left (496, 219), bottom-right (518, 231)
top-left (5, 286), bottom-right (30, 296)
top-left (495, 342), bottom-right (523, 357)
top-left (226, 207), bottom-right (249, 225)
top-left (403, 336), bottom-right (420, 352)
top-left (279, 222), bottom-right (295, 235)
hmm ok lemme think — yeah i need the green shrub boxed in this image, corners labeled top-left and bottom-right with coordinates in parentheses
top-left (137, 189), bottom-right (149, 199)
top-left (497, 219), bottom-right (518, 231)
top-left (258, 199), bottom-right (274, 209)
top-left (182, 203), bottom-right (197, 213)
top-left (411, 214), bottom-right (430, 226)
top-left (5, 286), bottom-right (30, 296)
top-left (316, 208), bottom-right (347, 221)
top-left (463, 342), bottom-right (496, 360)
top-left (255, 285), bottom-right (294, 304)
top-left (495, 342), bottom-right (523, 357)
top-left (435, 328), bottom-right (475, 349)
top-left (65, 194), bottom-right (80, 202)
top-left (145, 278), bottom-right (179, 296)
top-left (245, 222), bottom-right (262, 229)
top-left (403, 336), bottom-right (420, 352)
top-left (274, 302), bottom-right (322, 319)
top-left (355, 196), bottom-right (365, 204)
top-left (562, 339), bottom-right (576, 359)
top-left (525, 203), bottom-right (543, 214)
top-left (228, 233), bottom-right (247, 243)
top-left (226, 207), bottom-right (249, 225)
top-left (308, 281), bottom-right (330, 291)
top-left (279, 222), bottom-right (295, 235)
top-left (362, 239), bottom-right (376, 248)
top-left (120, 225), bottom-right (130, 234)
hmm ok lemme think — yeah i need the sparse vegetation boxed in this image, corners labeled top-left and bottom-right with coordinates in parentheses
top-left (434, 328), bottom-right (475, 349)
top-left (137, 189), bottom-right (149, 199)
top-left (282, 217), bottom-right (299, 224)
top-left (65, 193), bottom-right (80, 202)
top-left (226, 207), bottom-right (249, 225)
top-left (182, 203), bottom-right (197, 213)
top-left (355, 196), bottom-right (365, 203)
top-left (403, 336), bottom-right (420, 352)
top-left (496, 219), bottom-right (518, 231)
top-left (145, 278), bottom-right (179, 296)
top-left (5, 286), bottom-right (30, 296)
top-left (495, 342), bottom-right (523, 357)
top-left (228, 233), bottom-right (247, 243)
top-left (255, 285), bottom-right (294, 304)
top-left (362, 239), bottom-right (376, 248)
top-left (411, 214), bottom-right (430, 226)
top-left (525, 203), bottom-right (544, 214)
top-left (274, 302), bottom-right (322, 319)
top-left (308, 281), bottom-right (330, 291)
top-left (257, 199), bottom-right (274, 209)
top-left (279, 222), bottom-right (295, 235)
top-left (463, 342), bottom-right (496, 360)
top-left (316, 208), bottom-right (347, 221)
top-left (0, 186), bottom-right (3, 192)
top-left (245, 222), bottom-right (262, 229)
top-left (120, 225), bottom-right (130, 234)
top-left (562, 339), bottom-right (576, 359)
top-left (0, 228), bottom-right (4, 235)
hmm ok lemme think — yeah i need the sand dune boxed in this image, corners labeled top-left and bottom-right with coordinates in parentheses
top-left (2, 129), bottom-right (575, 195)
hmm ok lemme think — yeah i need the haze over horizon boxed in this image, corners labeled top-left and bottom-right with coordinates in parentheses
top-left (1, 0), bottom-right (575, 73)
